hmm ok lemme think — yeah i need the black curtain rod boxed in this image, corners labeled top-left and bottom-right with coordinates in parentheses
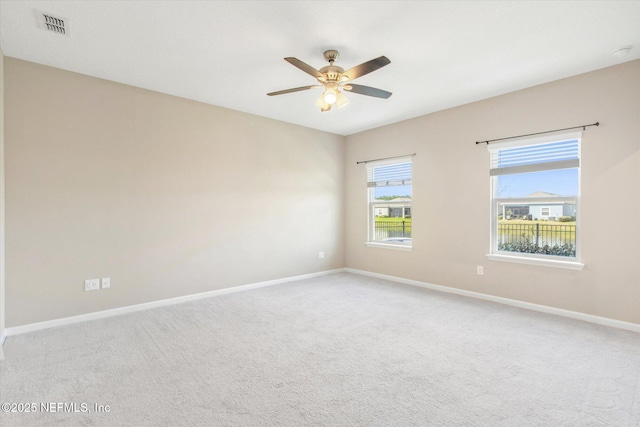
top-left (475, 122), bottom-right (599, 145)
top-left (356, 153), bottom-right (416, 165)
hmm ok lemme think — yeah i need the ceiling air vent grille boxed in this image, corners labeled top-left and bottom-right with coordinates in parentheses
top-left (36, 9), bottom-right (70, 36)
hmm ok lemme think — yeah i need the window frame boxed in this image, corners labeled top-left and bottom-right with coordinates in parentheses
top-left (365, 157), bottom-right (413, 251)
top-left (486, 131), bottom-right (584, 270)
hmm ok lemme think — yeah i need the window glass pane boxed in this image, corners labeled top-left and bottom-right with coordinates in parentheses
top-left (372, 207), bottom-right (412, 242)
top-left (368, 160), bottom-right (412, 246)
top-left (496, 168), bottom-right (578, 198)
top-left (494, 168), bottom-right (578, 258)
top-left (497, 202), bottom-right (576, 257)
top-left (373, 184), bottom-right (412, 199)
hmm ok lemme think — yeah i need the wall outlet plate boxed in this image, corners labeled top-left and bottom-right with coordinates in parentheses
top-left (85, 279), bottom-right (100, 291)
top-left (101, 277), bottom-right (111, 289)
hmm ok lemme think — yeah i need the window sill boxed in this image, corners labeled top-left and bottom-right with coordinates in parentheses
top-left (365, 242), bottom-right (413, 251)
top-left (486, 253), bottom-right (584, 270)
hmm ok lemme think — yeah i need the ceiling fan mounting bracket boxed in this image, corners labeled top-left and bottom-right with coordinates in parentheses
top-left (323, 49), bottom-right (339, 63)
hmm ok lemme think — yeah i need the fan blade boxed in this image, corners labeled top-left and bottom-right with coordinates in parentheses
top-left (267, 85), bottom-right (315, 96)
top-left (284, 57), bottom-right (324, 79)
top-left (341, 56), bottom-right (390, 81)
top-left (344, 84), bottom-right (392, 99)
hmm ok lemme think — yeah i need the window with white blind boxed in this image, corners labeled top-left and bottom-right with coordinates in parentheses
top-left (488, 132), bottom-right (582, 268)
top-left (366, 157), bottom-right (412, 249)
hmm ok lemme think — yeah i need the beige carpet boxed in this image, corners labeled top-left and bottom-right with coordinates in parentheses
top-left (1, 272), bottom-right (639, 426)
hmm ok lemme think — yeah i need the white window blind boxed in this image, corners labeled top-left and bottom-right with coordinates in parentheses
top-left (489, 132), bottom-right (581, 176)
top-left (367, 159), bottom-right (412, 188)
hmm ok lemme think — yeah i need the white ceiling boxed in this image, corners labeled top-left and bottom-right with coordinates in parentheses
top-left (1, 1), bottom-right (639, 136)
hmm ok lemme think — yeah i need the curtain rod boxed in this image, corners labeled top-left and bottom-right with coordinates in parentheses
top-left (356, 153), bottom-right (416, 165)
top-left (475, 122), bottom-right (599, 145)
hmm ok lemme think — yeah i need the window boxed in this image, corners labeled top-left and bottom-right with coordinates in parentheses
top-left (488, 132), bottom-right (582, 268)
top-left (366, 157), bottom-right (412, 249)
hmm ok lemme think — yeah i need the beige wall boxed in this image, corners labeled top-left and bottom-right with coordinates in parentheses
top-left (5, 58), bottom-right (344, 327)
top-left (345, 60), bottom-right (640, 324)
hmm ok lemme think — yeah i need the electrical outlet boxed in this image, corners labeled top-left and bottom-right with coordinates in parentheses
top-left (84, 279), bottom-right (100, 291)
top-left (101, 277), bottom-right (111, 289)
top-left (318, 251), bottom-right (325, 259)
top-left (476, 266), bottom-right (484, 275)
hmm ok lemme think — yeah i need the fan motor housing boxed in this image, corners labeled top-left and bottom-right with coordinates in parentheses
top-left (319, 65), bottom-right (345, 82)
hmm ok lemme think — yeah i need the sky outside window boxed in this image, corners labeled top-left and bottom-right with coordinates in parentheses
top-left (496, 168), bottom-right (578, 198)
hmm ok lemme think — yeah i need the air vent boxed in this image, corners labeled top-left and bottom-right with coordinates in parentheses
top-left (36, 9), bottom-right (70, 36)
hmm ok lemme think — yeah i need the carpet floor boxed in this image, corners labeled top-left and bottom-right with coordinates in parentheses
top-left (1, 272), bottom-right (639, 426)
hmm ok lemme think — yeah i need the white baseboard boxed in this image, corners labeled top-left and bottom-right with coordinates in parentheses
top-left (6, 267), bottom-right (638, 339)
top-left (4, 268), bottom-right (346, 337)
top-left (345, 268), bottom-right (640, 334)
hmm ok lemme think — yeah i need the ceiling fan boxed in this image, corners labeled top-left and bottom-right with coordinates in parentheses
top-left (267, 50), bottom-right (392, 112)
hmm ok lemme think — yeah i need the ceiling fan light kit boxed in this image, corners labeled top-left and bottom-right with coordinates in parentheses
top-left (267, 50), bottom-right (392, 112)
top-left (323, 86), bottom-right (338, 104)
